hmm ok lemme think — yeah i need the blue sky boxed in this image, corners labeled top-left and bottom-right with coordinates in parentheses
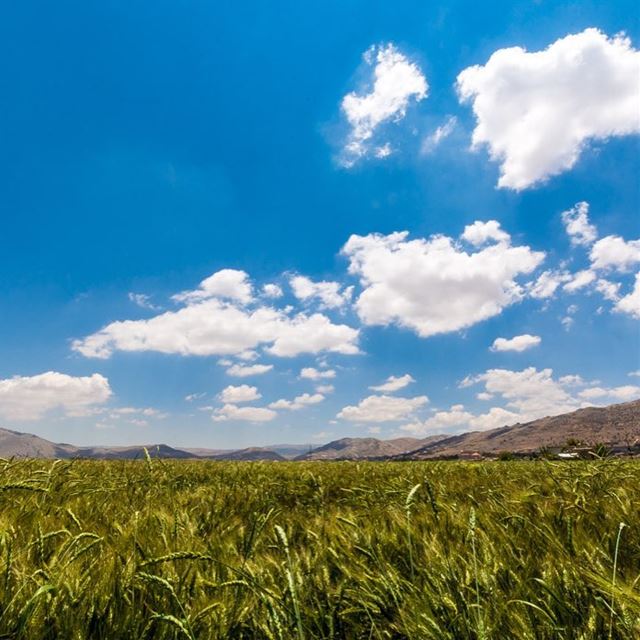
top-left (0, 1), bottom-right (638, 448)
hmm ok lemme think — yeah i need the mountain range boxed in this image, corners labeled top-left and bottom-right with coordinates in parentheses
top-left (0, 399), bottom-right (638, 461)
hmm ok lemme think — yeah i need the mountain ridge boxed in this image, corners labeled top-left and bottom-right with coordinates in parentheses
top-left (0, 399), bottom-right (638, 460)
top-left (395, 399), bottom-right (640, 459)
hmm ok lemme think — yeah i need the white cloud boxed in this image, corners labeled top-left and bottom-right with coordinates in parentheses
top-left (237, 350), bottom-right (259, 361)
top-left (461, 220), bottom-right (510, 246)
top-left (219, 384), bottom-right (261, 404)
top-left (315, 384), bottom-right (335, 394)
top-left (342, 226), bottom-right (543, 338)
top-left (402, 405), bottom-right (520, 435)
top-left (172, 269), bottom-right (253, 305)
top-left (527, 270), bottom-right (571, 299)
top-left (465, 367), bottom-right (581, 421)
top-left (110, 406), bottom-right (166, 418)
top-left (74, 291), bottom-right (359, 360)
top-left (457, 28), bottom-right (640, 190)
top-left (300, 367), bottom-right (336, 381)
top-left (561, 316), bottom-right (574, 331)
top-left (290, 275), bottom-right (353, 309)
top-left (337, 394), bottom-right (428, 423)
top-left (615, 273), bottom-right (640, 319)
top-left (268, 393), bottom-right (325, 411)
top-left (0, 372), bottom-right (112, 421)
top-left (595, 279), bottom-right (621, 301)
top-left (226, 363), bottom-right (274, 378)
top-left (412, 366), bottom-right (603, 437)
top-left (265, 313), bottom-right (359, 357)
top-left (262, 283), bottom-right (283, 299)
top-left (369, 374), bottom-right (415, 393)
top-left (107, 406), bottom-right (168, 424)
top-left (589, 236), bottom-right (640, 271)
top-left (213, 404), bottom-right (277, 423)
top-left (128, 293), bottom-right (159, 310)
top-left (562, 202), bottom-right (598, 246)
top-left (374, 143), bottom-right (392, 158)
top-left (563, 269), bottom-right (596, 292)
top-left (421, 116), bottom-right (457, 153)
top-left (579, 385), bottom-right (640, 401)
top-left (185, 392), bottom-right (206, 402)
top-left (341, 43), bottom-right (428, 165)
top-left (491, 334), bottom-right (541, 352)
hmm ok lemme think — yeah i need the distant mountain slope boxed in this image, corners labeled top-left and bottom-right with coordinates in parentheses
top-left (0, 428), bottom-right (76, 459)
top-left (401, 399), bottom-right (640, 459)
top-left (296, 435), bottom-right (447, 460)
top-left (74, 444), bottom-right (194, 459)
top-left (185, 444), bottom-right (313, 460)
top-left (206, 447), bottom-right (286, 461)
top-left (0, 428), bottom-right (287, 461)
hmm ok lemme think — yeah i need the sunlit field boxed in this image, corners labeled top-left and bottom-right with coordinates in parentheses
top-left (0, 458), bottom-right (638, 639)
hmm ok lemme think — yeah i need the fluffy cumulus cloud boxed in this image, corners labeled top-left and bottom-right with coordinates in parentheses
top-left (73, 270), bottom-right (359, 360)
top-left (461, 220), bottom-right (510, 246)
top-left (173, 269), bottom-right (253, 305)
top-left (615, 273), bottom-right (640, 319)
top-left (463, 367), bottom-right (583, 421)
top-left (402, 405), bottom-right (519, 436)
top-left (369, 374), bottom-right (415, 393)
top-left (491, 334), bottom-right (541, 352)
top-left (536, 201), bottom-right (640, 320)
top-left (219, 385), bottom-right (261, 404)
top-left (552, 202), bottom-right (640, 320)
top-left (337, 394), bottom-right (428, 423)
top-left (341, 43), bottom-right (428, 165)
top-left (269, 393), bottom-right (325, 411)
top-left (457, 28), bottom-right (640, 190)
top-left (564, 269), bottom-right (597, 292)
top-left (589, 236), bottom-right (640, 271)
top-left (527, 270), bottom-right (571, 299)
top-left (262, 283), bottom-right (283, 299)
top-left (562, 202), bottom-right (598, 247)
top-left (404, 366), bottom-right (626, 436)
top-left (290, 275), bottom-right (353, 309)
top-left (226, 363), bottom-right (273, 378)
top-left (213, 404), bottom-right (277, 423)
top-left (578, 385), bottom-right (640, 401)
top-left (315, 384), bottom-right (335, 394)
top-left (0, 372), bottom-right (112, 421)
top-left (300, 367), bottom-right (336, 381)
top-left (342, 224), bottom-right (544, 338)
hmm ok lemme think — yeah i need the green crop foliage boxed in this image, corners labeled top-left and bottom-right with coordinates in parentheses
top-left (0, 458), bottom-right (638, 639)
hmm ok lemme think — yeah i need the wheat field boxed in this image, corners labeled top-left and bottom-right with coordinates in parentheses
top-left (0, 457), bottom-right (638, 639)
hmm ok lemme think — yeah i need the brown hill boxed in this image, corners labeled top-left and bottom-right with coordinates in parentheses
top-left (184, 443), bottom-right (310, 459)
top-left (401, 399), bottom-right (640, 459)
top-left (0, 428), bottom-right (287, 461)
top-left (296, 435), bottom-right (447, 461)
top-left (0, 428), bottom-right (76, 458)
top-left (74, 444), bottom-right (194, 459)
top-left (0, 429), bottom-right (200, 460)
top-left (206, 447), bottom-right (285, 461)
